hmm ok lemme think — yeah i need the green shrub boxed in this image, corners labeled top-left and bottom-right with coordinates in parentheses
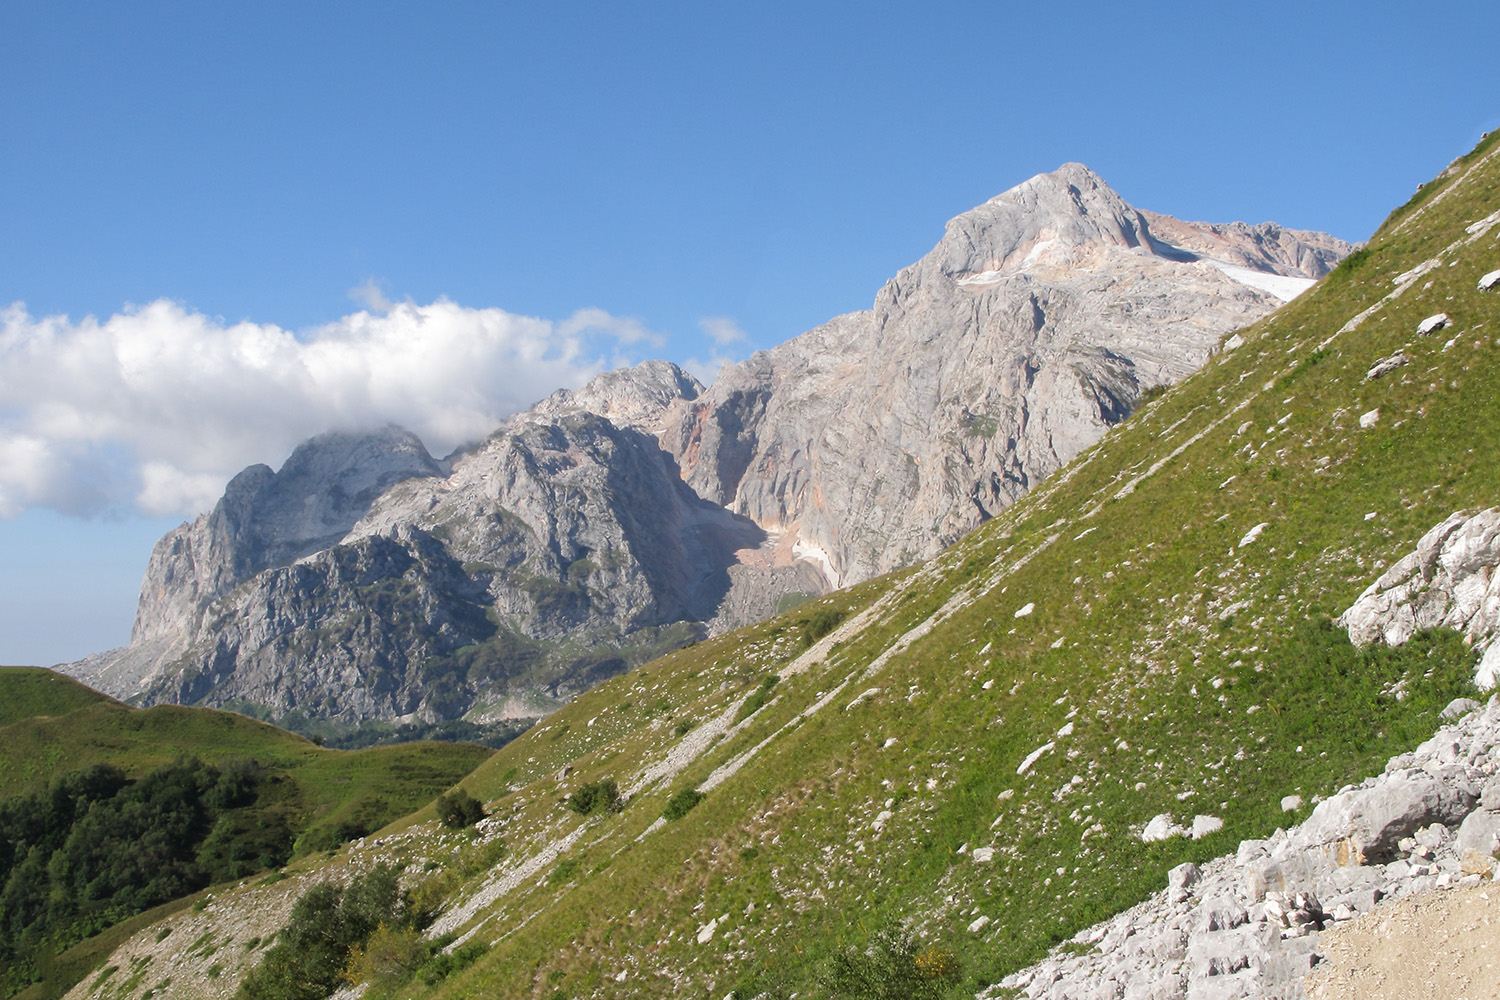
top-left (238, 864), bottom-right (410, 1000)
top-left (548, 858), bottom-right (581, 885)
top-left (820, 928), bottom-right (960, 1000)
top-left (662, 788), bottom-right (705, 822)
top-left (419, 940), bottom-right (489, 986)
top-left (566, 779), bottom-right (622, 817)
top-left (436, 789), bottom-right (486, 829)
top-left (734, 675), bottom-right (780, 723)
top-left (800, 607), bottom-right (848, 648)
top-left (1136, 384), bottom-right (1167, 405)
top-left (341, 924), bottom-right (427, 995)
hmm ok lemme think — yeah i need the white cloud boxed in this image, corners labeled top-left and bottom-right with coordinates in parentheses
top-left (679, 316), bottom-right (751, 384)
top-left (557, 307), bottom-right (664, 347)
top-left (0, 297), bottom-right (653, 519)
top-left (680, 355), bottom-right (736, 386)
top-left (699, 315), bottom-right (747, 345)
top-left (348, 277), bottom-right (394, 313)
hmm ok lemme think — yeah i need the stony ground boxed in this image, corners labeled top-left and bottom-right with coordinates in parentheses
top-left (984, 693), bottom-right (1500, 1000)
top-left (1304, 882), bottom-right (1500, 999)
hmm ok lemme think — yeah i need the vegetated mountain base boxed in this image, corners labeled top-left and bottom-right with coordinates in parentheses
top-left (0, 668), bottom-right (491, 1000)
top-left (61, 131), bottom-right (1500, 1000)
top-left (63, 165), bottom-right (1348, 747)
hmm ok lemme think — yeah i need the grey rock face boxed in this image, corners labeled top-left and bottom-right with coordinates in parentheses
top-left (528, 359), bottom-right (704, 434)
top-left (657, 163), bottom-right (1351, 586)
top-left (79, 426), bottom-right (445, 698)
top-left (1289, 771), bottom-right (1475, 862)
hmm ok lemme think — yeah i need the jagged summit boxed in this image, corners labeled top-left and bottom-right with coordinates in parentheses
top-left (940, 162), bottom-right (1345, 284)
top-left (940, 162), bottom-right (1157, 277)
top-left (132, 424), bottom-right (443, 643)
top-left (527, 360), bottom-right (704, 433)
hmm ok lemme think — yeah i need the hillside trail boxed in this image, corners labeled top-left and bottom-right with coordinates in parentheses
top-left (1304, 882), bottom-right (1500, 999)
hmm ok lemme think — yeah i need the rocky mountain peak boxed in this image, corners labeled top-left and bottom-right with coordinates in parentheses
top-left (931, 162), bottom-right (1155, 281)
top-left (528, 360), bottom-right (704, 434)
top-left (660, 164), bottom-right (1352, 588)
top-left (130, 425), bottom-right (442, 644)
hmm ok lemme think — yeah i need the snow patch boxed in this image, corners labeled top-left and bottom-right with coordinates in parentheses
top-left (792, 534), bottom-right (842, 589)
top-left (1210, 262), bottom-right (1316, 301)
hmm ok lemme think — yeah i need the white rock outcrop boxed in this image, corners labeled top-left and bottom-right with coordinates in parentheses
top-left (1238, 523), bottom-right (1270, 548)
top-left (1339, 507), bottom-right (1500, 689)
top-left (1364, 351), bottom-right (1410, 380)
top-left (1143, 813), bottom-right (1188, 843)
top-left (1416, 312), bottom-right (1451, 335)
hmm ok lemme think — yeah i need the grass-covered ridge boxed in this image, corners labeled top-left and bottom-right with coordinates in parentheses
top-left (62, 133), bottom-right (1500, 1000)
top-left (0, 668), bottom-right (114, 727)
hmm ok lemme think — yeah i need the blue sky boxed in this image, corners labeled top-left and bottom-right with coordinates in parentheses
top-left (3, 2), bottom-right (1498, 666)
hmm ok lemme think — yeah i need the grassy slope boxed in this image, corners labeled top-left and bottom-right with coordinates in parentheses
top-left (65, 132), bottom-right (1500, 1000)
top-left (0, 668), bottom-right (116, 727)
top-left (389, 132), bottom-right (1499, 998)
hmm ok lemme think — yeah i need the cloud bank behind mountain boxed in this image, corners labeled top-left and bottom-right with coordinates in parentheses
top-left (0, 297), bottom-right (656, 519)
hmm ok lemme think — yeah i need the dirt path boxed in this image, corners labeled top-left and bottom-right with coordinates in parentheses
top-left (1304, 883), bottom-right (1500, 999)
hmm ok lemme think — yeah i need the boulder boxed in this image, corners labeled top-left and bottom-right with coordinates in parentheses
top-left (1441, 697), bottom-right (1483, 719)
top-left (1191, 815), bottom-right (1225, 839)
top-left (1194, 895), bottom-right (1247, 933)
top-left (1455, 808), bottom-right (1500, 858)
top-left (1167, 862), bottom-right (1201, 903)
top-left (1365, 351), bottom-right (1411, 380)
top-left (1339, 507), bottom-right (1500, 691)
top-left (1481, 774), bottom-right (1500, 811)
top-left (1291, 770), bottom-right (1476, 861)
top-left (1416, 312), bottom-right (1451, 335)
top-left (1478, 268), bottom-right (1500, 291)
top-left (1142, 813), bottom-right (1187, 843)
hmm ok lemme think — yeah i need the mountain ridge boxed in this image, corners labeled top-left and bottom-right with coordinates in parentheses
top-left (64, 163), bottom-right (1349, 741)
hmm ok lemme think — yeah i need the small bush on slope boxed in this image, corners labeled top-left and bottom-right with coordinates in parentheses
top-left (565, 779), bottom-right (621, 816)
top-left (435, 789), bottom-right (485, 829)
top-left (238, 864), bottom-right (410, 1000)
top-left (819, 928), bottom-right (962, 1000)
